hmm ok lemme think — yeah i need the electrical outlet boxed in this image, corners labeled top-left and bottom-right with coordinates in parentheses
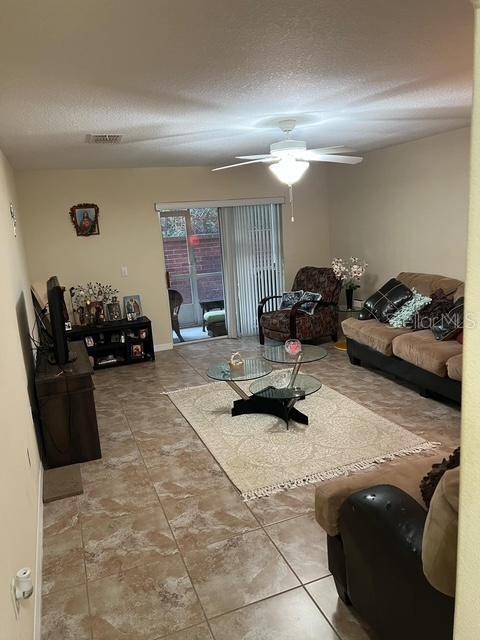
top-left (121, 266), bottom-right (128, 277)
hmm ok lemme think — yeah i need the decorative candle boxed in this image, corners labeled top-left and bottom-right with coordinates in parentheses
top-left (285, 339), bottom-right (302, 355)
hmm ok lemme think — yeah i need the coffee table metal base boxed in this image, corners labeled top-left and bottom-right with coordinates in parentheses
top-left (230, 395), bottom-right (308, 429)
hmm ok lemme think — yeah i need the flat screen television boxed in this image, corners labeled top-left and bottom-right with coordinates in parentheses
top-left (32, 277), bottom-right (74, 364)
top-left (31, 284), bottom-right (52, 347)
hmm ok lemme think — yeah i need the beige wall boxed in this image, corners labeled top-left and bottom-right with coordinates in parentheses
top-left (455, 6), bottom-right (480, 639)
top-left (0, 149), bottom-right (41, 639)
top-left (17, 164), bottom-right (330, 346)
top-left (328, 128), bottom-right (470, 297)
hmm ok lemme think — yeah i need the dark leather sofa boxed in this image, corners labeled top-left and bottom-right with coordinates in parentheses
top-left (328, 485), bottom-right (455, 640)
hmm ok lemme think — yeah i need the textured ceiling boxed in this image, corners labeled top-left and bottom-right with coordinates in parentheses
top-left (0, 0), bottom-right (473, 170)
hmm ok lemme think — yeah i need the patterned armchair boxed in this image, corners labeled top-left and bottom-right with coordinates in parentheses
top-left (258, 266), bottom-right (341, 344)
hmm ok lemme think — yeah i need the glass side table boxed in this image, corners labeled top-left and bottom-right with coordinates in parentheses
top-left (263, 344), bottom-right (328, 364)
top-left (207, 358), bottom-right (273, 399)
top-left (336, 306), bottom-right (361, 351)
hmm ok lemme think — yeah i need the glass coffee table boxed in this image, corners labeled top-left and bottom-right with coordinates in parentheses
top-left (207, 345), bottom-right (327, 428)
top-left (206, 358), bottom-right (273, 399)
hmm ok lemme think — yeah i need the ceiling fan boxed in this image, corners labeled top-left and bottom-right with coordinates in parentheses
top-left (212, 119), bottom-right (363, 186)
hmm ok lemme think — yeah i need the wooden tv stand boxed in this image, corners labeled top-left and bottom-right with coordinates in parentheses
top-left (35, 341), bottom-right (101, 469)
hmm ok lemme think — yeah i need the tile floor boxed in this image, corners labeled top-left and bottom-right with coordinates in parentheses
top-left (41, 337), bottom-right (460, 639)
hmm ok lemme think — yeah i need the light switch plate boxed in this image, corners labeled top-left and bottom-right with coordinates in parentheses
top-left (121, 266), bottom-right (128, 277)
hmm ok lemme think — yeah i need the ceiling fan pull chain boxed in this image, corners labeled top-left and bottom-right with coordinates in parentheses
top-left (289, 184), bottom-right (295, 222)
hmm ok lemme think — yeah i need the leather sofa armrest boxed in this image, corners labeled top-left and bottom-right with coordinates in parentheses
top-left (315, 453), bottom-right (448, 537)
top-left (340, 484), bottom-right (426, 559)
top-left (338, 485), bottom-right (455, 640)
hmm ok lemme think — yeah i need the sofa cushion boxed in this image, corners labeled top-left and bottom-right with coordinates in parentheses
top-left (446, 354), bottom-right (463, 381)
top-left (359, 278), bottom-right (413, 322)
top-left (422, 467), bottom-right (459, 597)
top-left (388, 290), bottom-right (432, 328)
top-left (411, 289), bottom-right (454, 332)
top-left (397, 272), bottom-right (463, 298)
top-left (280, 290), bottom-right (303, 309)
top-left (419, 448), bottom-right (460, 509)
top-left (453, 282), bottom-right (465, 301)
top-left (315, 451), bottom-right (449, 537)
top-left (392, 330), bottom-right (462, 377)
top-left (204, 309), bottom-right (225, 324)
top-left (342, 317), bottom-right (412, 356)
top-left (299, 290), bottom-right (322, 315)
top-left (431, 297), bottom-right (464, 341)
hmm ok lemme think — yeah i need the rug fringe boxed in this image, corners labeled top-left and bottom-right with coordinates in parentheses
top-left (164, 381), bottom-right (215, 395)
top-left (241, 440), bottom-right (441, 501)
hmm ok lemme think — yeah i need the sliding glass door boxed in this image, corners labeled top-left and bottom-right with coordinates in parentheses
top-left (160, 208), bottom-right (225, 335)
top-left (159, 201), bottom-right (284, 341)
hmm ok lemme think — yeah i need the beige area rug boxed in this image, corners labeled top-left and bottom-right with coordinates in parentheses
top-left (168, 373), bottom-right (438, 500)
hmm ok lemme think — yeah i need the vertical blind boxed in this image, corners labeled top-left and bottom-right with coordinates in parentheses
top-left (224, 203), bottom-right (284, 336)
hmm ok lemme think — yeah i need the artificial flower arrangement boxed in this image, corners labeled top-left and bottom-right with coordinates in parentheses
top-left (70, 282), bottom-right (119, 326)
top-left (332, 257), bottom-right (368, 309)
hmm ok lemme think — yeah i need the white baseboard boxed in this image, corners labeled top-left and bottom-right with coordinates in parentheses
top-left (154, 342), bottom-right (173, 352)
top-left (33, 466), bottom-right (43, 640)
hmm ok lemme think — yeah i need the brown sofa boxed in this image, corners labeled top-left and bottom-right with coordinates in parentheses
top-left (315, 451), bottom-right (458, 640)
top-left (342, 272), bottom-right (463, 403)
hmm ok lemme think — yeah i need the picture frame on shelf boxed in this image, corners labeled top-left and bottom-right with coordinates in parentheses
top-left (123, 295), bottom-right (142, 319)
top-left (85, 336), bottom-right (94, 348)
top-left (139, 328), bottom-right (148, 340)
top-left (106, 301), bottom-right (122, 321)
top-left (88, 300), bottom-right (105, 325)
top-left (130, 343), bottom-right (144, 359)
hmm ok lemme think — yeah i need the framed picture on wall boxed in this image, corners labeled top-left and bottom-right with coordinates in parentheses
top-left (69, 203), bottom-right (100, 236)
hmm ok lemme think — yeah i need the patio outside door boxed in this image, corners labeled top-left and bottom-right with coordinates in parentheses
top-left (160, 208), bottom-right (225, 328)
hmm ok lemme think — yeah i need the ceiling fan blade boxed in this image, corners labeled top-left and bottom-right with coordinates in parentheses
top-left (307, 154), bottom-right (363, 164)
top-left (211, 158), bottom-right (275, 172)
top-left (235, 154), bottom-right (272, 160)
top-left (306, 146), bottom-right (357, 155)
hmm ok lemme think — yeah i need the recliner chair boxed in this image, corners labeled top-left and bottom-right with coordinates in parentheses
top-left (258, 266), bottom-right (341, 344)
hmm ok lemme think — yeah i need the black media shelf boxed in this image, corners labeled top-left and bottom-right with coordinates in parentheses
top-left (67, 316), bottom-right (155, 370)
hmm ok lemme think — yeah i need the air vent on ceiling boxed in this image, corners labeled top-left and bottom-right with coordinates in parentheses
top-left (85, 134), bottom-right (123, 144)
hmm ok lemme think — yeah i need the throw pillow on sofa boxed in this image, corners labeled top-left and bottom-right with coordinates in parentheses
top-left (388, 289), bottom-right (432, 328)
top-left (358, 278), bottom-right (413, 322)
top-left (420, 448), bottom-right (460, 509)
top-left (299, 290), bottom-right (322, 315)
top-left (411, 288), bottom-right (454, 332)
top-left (280, 290), bottom-right (303, 309)
top-left (431, 297), bottom-right (464, 341)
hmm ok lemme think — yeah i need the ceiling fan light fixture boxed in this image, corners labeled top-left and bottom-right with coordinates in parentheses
top-left (269, 158), bottom-right (309, 185)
